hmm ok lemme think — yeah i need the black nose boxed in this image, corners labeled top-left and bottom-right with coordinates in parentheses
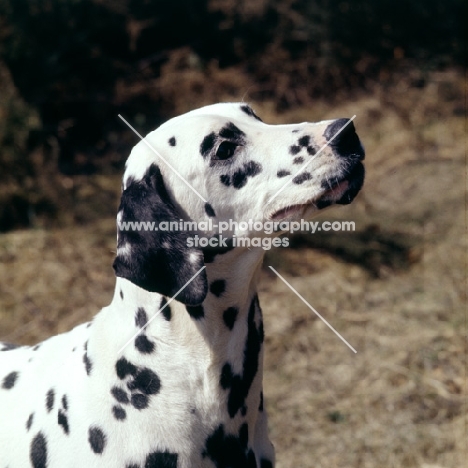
top-left (324, 118), bottom-right (365, 160)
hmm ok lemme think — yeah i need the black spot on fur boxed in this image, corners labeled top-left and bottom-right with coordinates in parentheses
top-left (245, 160), bottom-right (262, 176)
top-left (160, 297), bottom-right (172, 321)
top-left (205, 203), bottom-right (216, 217)
top-left (46, 389), bottom-right (55, 412)
top-left (127, 368), bottom-right (161, 395)
top-left (88, 426), bottom-right (106, 454)
top-left (58, 394), bottom-right (70, 434)
top-left (232, 161), bottom-right (262, 189)
top-left (220, 174), bottom-right (231, 187)
top-left (83, 352), bottom-right (92, 375)
top-left (298, 135), bottom-right (310, 147)
top-left (113, 405), bottom-right (127, 420)
top-left (259, 391), bottom-right (264, 411)
top-left (186, 304), bottom-right (204, 320)
top-left (247, 450), bottom-right (257, 468)
top-left (219, 122), bottom-right (246, 142)
top-left (32, 344), bottom-right (41, 351)
top-left (220, 363), bottom-right (233, 390)
top-left (135, 334), bottom-right (155, 354)
top-left (26, 413), bottom-right (34, 431)
top-left (277, 170), bottom-right (291, 178)
top-left (145, 451), bottom-right (178, 468)
top-left (111, 386), bottom-right (130, 404)
top-left (223, 307), bottom-right (238, 330)
top-left (168, 137), bottom-right (176, 147)
top-left (260, 459), bottom-right (273, 468)
top-left (0, 342), bottom-right (20, 351)
top-left (115, 362), bottom-right (161, 409)
top-left (220, 161), bottom-right (262, 190)
top-left (135, 307), bottom-right (148, 328)
top-left (220, 296), bottom-right (263, 418)
top-left (30, 432), bottom-right (48, 468)
top-left (201, 132), bottom-right (216, 157)
top-left (291, 134), bottom-right (317, 156)
top-left (292, 172), bottom-right (312, 184)
top-left (210, 279), bottom-right (226, 297)
top-left (203, 424), bottom-right (256, 468)
top-left (239, 423), bottom-right (248, 448)
top-left (131, 393), bottom-right (149, 409)
top-left (58, 410), bottom-right (69, 434)
top-left (240, 105), bottom-right (263, 122)
top-left (2, 371), bottom-right (18, 389)
top-left (289, 145), bottom-right (301, 155)
top-left (120, 288), bottom-right (124, 300)
top-left (293, 156), bottom-right (304, 165)
top-left (113, 164), bottom-right (207, 306)
top-left (116, 358), bottom-right (138, 379)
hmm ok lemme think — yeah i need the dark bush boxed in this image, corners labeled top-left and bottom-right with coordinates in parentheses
top-left (0, 0), bottom-right (464, 230)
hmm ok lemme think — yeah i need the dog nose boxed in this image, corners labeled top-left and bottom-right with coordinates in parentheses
top-left (324, 118), bottom-right (365, 160)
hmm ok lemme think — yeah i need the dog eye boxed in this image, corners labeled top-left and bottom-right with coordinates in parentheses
top-left (215, 141), bottom-right (238, 160)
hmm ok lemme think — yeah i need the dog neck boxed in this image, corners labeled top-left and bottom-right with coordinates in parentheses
top-left (86, 246), bottom-right (274, 465)
top-left (110, 246), bottom-right (266, 353)
top-left (94, 246), bottom-right (267, 426)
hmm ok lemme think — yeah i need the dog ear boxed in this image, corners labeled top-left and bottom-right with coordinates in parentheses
top-left (113, 164), bottom-right (207, 306)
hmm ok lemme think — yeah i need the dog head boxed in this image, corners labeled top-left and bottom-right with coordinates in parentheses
top-left (113, 103), bottom-right (365, 303)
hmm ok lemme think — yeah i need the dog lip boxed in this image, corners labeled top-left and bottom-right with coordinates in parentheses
top-left (269, 204), bottom-right (308, 220)
top-left (320, 179), bottom-right (349, 199)
top-left (319, 161), bottom-right (365, 205)
top-left (269, 163), bottom-right (364, 220)
top-left (335, 161), bottom-right (365, 205)
top-left (269, 182), bottom-right (347, 220)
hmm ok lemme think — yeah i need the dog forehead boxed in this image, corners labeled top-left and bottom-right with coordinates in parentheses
top-left (168, 102), bottom-right (258, 121)
top-left (122, 103), bottom-right (264, 183)
top-left (158, 102), bottom-right (263, 134)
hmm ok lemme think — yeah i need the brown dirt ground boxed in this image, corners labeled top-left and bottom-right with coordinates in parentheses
top-left (0, 71), bottom-right (466, 467)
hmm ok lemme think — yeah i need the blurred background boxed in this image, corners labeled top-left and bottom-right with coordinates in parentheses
top-left (0, 1), bottom-right (466, 467)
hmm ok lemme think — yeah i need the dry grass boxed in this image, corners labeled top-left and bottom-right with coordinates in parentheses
top-left (0, 70), bottom-right (466, 467)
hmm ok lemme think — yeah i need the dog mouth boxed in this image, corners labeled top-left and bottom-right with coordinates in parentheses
top-left (270, 162), bottom-right (365, 220)
top-left (269, 204), bottom-right (310, 220)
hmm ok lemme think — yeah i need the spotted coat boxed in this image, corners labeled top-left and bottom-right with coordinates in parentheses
top-left (0, 103), bottom-right (364, 467)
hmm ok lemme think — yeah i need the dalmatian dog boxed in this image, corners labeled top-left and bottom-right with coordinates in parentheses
top-left (0, 103), bottom-right (364, 467)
